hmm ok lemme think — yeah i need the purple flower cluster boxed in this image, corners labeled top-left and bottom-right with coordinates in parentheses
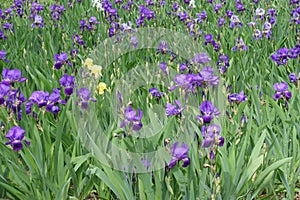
top-left (49, 4), bottom-right (66, 22)
top-left (26, 88), bottom-right (66, 115)
top-left (11, 0), bottom-right (25, 17)
top-left (0, 8), bottom-right (13, 21)
top-left (271, 45), bottom-right (300, 66)
top-left (290, 7), bottom-right (300, 24)
top-left (29, 2), bottom-right (44, 20)
top-left (0, 68), bottom-right (27, 120)
top-left (80, 16), bottom-right (100, 32)
top-left (136, 5), bottom-right (155, 27)
top-left (204, 34), bottom-right (221, 51)
top-left (216, 54), bottom-right (230, 74)
top-left (170, 66), bottom-right (219, 94)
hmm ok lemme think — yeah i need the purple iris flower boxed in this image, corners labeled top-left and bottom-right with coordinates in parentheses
top-left (231, 37), bottom-right (248, 51)
top-left (70, 49), bottom-right (79, 57)
top-left (28, 91), bottom-right (49, 109)
top-left (290, 0), bottom-right (299, 5)
top-left (80, 16), bottom-right (100, 31)
top-left (26, 88), bottom-right (65, 115)
top-left (166, 100), bottom-right (183, 117)
top-left (0, 29), bottom-right (7, 40)
top-left (49, 4), bottom-right (66, 21)
top-left (236, 2), bottom-right (246, 12)
top-left (2, 23), bottom-right (14, 32)
top-left (226, 10), bottom-right (234, 18)
top-left (229, 15), bottom-right (243, 28)
top-left (31, 15), bottom-right (44, 28)
top-left (216, 54), bottom-right (230, 74)
top-left (76, 87), bottom-right (96, 110)
top-left (255, 8), bottom-right (265, 20)
top-left (196, 101), bottom-right (220, 124)
top-left (11, 0), bottom-right (25, 17)
top-left (289, 46), bottom-right (300, 59)
top-left (177, 11), bottom-right (189, 22)
top-left (216, 54), bottom-right (230, 66)
top-left (201, 124), bottom-right (224, 149)
top-left (199, 66), bottom-right (219, 86)
top-left (262, 22), bottom-right (272, 39)
top-left (59, 74), bottom-right (76, 95)
top-left (46, 88), bottom-right (66, 114)
top-left (29, 2), bottom-right (44, 19)
top-left (168, 142), bottom-right (190, 169)
top-left (5, 89), bottom-right (26, 120)
top-left (0, 83), bottom-right (10, 105)
top-left (79, 20), bottom-right (86, 31)
top-left (2, 68), bottom-right (27, 85)
top-left (195, 11), bottom-right (207, 23)
top-left (228, 91), bottom-right (247, 104)
top-left (72, 34), bottom-right (85, 47)
top-left (120, 106), bottom-right (143, 131)
top-left (130, 36), bottom-right (138, 48)
top-left (180, 63), bottom-right (187, 71)
top-left (137, 5), bottom-right (155, 27)
top-left (204, 34), bottom-right (214, 45)
top-left (273, 82), bottom-right (292, 100)
top-left (0, 50), bottom-right (10, 62)
top-left (170, 73), bottom-right (203, 93)
top-left (159, 62), bottom-right (168, 75)
top-left (214, 3), bottom-right (222, 13)
top-left (290, 8), bottom-right (300, 25)
top-left (157, 40), bottom-right (169, 54)
top-left (289, 73), bottom-right (299, 83)
top-left (53, 52), bottom-right (68, 69)
top-left (191, 53), bottom-right (211, 65)
top-left (5, 126), bottom-right (30, 151)
top-left (254, 29), bottom-right (263, 40)
top-left (148, 88), bottom-right (164, 99)
top-left (271, 48), bottom-right (289, 66)
top-left (248, 21), bottom-right (257, 27)
top-left (218, 17), bottom-right (225, 27)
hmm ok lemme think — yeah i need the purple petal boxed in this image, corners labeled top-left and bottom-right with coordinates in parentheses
top-left (182, 157), bottom-right (190, 167)
top-left (168, 157), bottom-right (178, 169)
